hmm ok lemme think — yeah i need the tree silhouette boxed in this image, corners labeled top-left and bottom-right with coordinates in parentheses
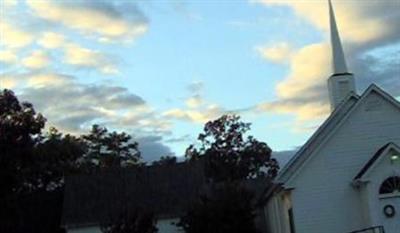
top-left (0, 90), bottom-right (67, 233)
top-left (151, 155), bottom-right (177, 166)
top-left (81, 125), bottom-right (142, 169)
top-left (186, 114), bottom-right (279, 183)
top-left (31, 127), bottom-right (86, 192)
top-left (179, 115), bottom-right (278, 233)
top-left (0, 89), bottom-right (46, 198)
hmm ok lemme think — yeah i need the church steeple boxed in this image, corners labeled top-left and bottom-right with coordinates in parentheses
top-left (329, 0), bottom-right (348, 74)
top-left (327, 0), bottom-right (356, 111)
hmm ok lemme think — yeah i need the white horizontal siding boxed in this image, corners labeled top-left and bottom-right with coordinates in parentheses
top-left (290, 92), bottom-right (400, 233)
top-left (67, 218), bottom-right (181, 233)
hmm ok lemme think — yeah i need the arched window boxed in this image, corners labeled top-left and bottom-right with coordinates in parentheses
top-left (379, 176), bottom-right (400, 195)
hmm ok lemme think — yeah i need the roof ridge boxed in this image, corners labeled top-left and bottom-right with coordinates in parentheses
top-left (277, 93), bottom-right (359, 182)
top-left (277, 83), bottom-right (399, 185)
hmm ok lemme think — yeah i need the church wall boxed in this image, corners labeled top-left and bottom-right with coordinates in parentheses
top-left (66, 218), bottom-right (181, 233)
top-left (264, 194), bottom-right (292, 233)
top-left (156, 218), bottom-right (181, 233)
top-left (67, 226), bottom-right (101, 233)
top-left (288, 92), bottom-right (400, 233)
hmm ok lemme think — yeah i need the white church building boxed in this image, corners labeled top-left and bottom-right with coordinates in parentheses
top-left (264, 1), bottom-right (400, 233)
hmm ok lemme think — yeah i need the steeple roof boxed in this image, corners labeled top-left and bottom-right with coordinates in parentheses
top-left (329, 0), bottom-right (348, 74)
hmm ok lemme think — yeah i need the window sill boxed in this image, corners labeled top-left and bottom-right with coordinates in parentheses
top-left (379, 192), bottom-right (400, 199)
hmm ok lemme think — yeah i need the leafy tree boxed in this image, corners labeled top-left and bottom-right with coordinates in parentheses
top-left (101, 211), bottom-right (158, 233)
top-left (80, 124), bottom-right (108, 167)
top-left (30, 127), bottom-right (86, 192)
top-left (0, 90), bottom-right (67, 233)
top-left (103, 131), bottom-right (141, 167)
top-left (81, 125), bottom-right (141, 169)
top-left (0, 89), bottom-right (46, 150)
top-left (151, 155), bottom-right (177, 166)
top-left (177, 184), bottom-right (259, 233)
top-left (185, 115), bottom-right (279, 183)
top-left (179, 115), bottom-right (278, 233)
top-left (0, 89), bottom-right (46, 198)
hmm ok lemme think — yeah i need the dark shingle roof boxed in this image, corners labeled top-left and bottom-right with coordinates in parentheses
top-left (62, 161), bottom-right (273, 228)
top-left (62, 161), bottom-right (206, 227)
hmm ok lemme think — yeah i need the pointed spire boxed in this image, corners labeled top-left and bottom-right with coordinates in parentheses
top-left (327, 0), bottom-right (356, 111)
top-left (329, 0), bottom-right (348, 74)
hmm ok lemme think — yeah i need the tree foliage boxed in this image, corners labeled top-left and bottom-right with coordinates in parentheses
top-left (81, 125), bottom-right (142, 169)
top-left (151, 155), bottom-right (177, 166)
top-left (0, 89), bottom-right (46, 150)
top-left (0, 89), bottom-right (46, 198)
top-left (30, 127), bottom-right (86, 192)
top-left (186, 115), bottom-right (279, 183)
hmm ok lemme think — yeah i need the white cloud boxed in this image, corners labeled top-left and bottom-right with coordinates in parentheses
top-left (163, 81), bottom-right (224, 123)
top-left (163, 104), bottom-right (224, 124)
top-left (2, 0), bottom-right (17, 8)
top-left (22, 50), bottom-right (50, 69)
top-left (0, 50), bottom-right (17, 64)
top-left (185, 96), bottom-right (203, 108)
top-left (0, 21), bottom-right (33, 48)
top-left (38, 32), bottom-right (65, 49)
top-left (0, 75), bottom-right (17, 89)
top-left (63, 43), bottom-right (118, 74)
top-left (254, 0), bottom-right (389, 43)
top-left (276, 43), bottom-right (330, 100)
top-left (256, 42), bottom-right (331, 129)
top-left (256, 42), bottom-right (293, 63)
top-left (26, 0), bottom-right (148, 42)
top-left (27, 73), bottom-right (71, 88)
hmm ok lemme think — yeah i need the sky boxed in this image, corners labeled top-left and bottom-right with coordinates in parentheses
top-left (1, 0), bottom-right (399, 163)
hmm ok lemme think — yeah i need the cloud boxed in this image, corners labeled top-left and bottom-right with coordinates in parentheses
top-left (0, 21), bottom-right (33, 48)
top-left (2, 73), bottom-right (173, 161)
top-left (27, 73), bottom-right (72, 88)
top-left (136, 136), bottom-right (173, 162)
top-left (0, 50), bottom-right (17, 64)
top-left (187, 80), bottom-right (204, 93)
top-left (353, 47), bottom-right (400, 97)
top-left (63, 43), bottom-right (119, 74)
top-left (2, 0), bottom-right (17, 8)
top-left (163, 81), bottom-right (225, 124)
top-left (22, 50), bottom-right (50, 69)
top-left (256, 42), bottom-right (332, 129)
top-left (254, 0), bottom-right (397, 44)
top-left (163, 104), bottom-right (224, 124)
top-left (165, 134), bottom-right (192, 143)
top-left (0, 72), bottom-right (148, 132)
top-left (38, 32), bottom-right (65, 49)
top-left (185, 95), bottom-right (203, 108)
top-left (0, 76), bottom-right (17, 89)
top-left (256, 42), bottom-right (293, 63)
top-left (26, 0), bottom-right (148, 42)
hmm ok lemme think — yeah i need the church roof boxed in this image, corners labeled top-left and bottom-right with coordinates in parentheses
top-left (62, 161), bottom-right (205, 228)
top-left (354, 142), bottom-right (400, 180)
top-left (62, 161), bottom-right (273, 228)
top-left (277, 84), bottom-right (400, 185)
